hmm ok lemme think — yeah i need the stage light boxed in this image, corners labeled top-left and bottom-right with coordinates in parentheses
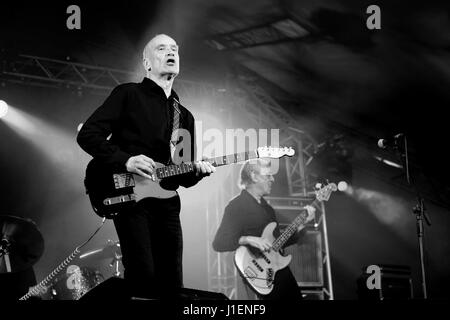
top-left (338, 181), bottom-right (348, 192)
top-left (0, 100), bottom-right (8, 118)
top-left (374, 156), bottom-right (403, 169)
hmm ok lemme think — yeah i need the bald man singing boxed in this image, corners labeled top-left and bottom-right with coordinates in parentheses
top-left (77, 34), bottom-right (215, 299)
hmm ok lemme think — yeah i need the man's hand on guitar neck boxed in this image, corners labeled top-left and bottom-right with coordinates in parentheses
top-left (126, 155), bottom-right (156, 180)
top-left (239, 236), bottom-right (272, 252)
top-left (125, 155), bottom-right (215, 180)
top-left (193, 157), bottom-right (216, 178)
top-left (297, 205), bottom-right (316, 232)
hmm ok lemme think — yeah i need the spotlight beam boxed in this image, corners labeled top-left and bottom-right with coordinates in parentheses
top-left (374, 156), bottom-right (403, 169)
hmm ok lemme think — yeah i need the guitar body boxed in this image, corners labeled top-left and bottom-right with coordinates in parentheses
top-left (84, 159), bottom-right (177, 218)
top-left (234, 222), bottom-right (292, 295)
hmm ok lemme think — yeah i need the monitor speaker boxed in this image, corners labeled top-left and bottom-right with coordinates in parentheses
top-left (357, 265), bottom-right (414, 300)
top-left (283, 229), bottom-right (323, 287)
top-left (269, 196), bottom-right (323, 287)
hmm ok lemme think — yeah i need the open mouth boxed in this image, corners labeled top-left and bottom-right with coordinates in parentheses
top-left (166, 58), bottom-right (176, 66)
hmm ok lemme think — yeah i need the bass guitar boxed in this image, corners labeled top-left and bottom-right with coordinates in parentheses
top-left (234, 182), bottom-right (337, 295)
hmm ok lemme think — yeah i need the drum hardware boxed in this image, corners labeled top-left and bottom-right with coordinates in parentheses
top-left (19, 218), bottom-right (107, 300)
top-left (79, 240), bottom-right (121, 260)
top-left (0, 238), bottom-right (11, 272)
top-left (80, 239), bottom-right (122, 277)
top-left (48, 265), bottom-right (104, 300)
top-left (0, 215), bottom-right (44, 274)
top-left (109, 250), bottom-right (122, 277)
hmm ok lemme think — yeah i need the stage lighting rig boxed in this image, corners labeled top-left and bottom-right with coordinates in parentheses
top-left (0, 100), bottom-right (8, 118)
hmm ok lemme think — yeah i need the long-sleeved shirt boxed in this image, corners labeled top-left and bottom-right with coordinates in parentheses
top-left (212, 189), bottom-right (305, 252)
top-left (77, 77), bottom-right (201, 189)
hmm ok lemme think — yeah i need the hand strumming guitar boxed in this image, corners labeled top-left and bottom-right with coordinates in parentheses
top-left (238, 235), bottom-right (273, 252)
top-left (126, 155), bottom-right (156, 180)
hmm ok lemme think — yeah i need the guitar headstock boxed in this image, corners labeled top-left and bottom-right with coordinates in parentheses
top-left (257, 146), bottom-right (295, 159)
top-left (315, 182), bottom-right (338, 202)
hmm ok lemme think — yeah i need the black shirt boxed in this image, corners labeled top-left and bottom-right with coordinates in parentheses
top-left (77, 77), bottom-right (200, 189)
top-left (212, 189), bottom-right (303, 252)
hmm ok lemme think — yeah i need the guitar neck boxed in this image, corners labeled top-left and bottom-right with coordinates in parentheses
top-left (155, 151), bottom-right (259, 179)
top-left (272, 198), bottom-right (319, 252)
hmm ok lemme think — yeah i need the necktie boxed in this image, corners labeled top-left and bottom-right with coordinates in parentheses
top-left (170, 98), bottom-right (181, 162)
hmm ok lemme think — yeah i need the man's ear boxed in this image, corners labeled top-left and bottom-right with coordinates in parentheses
top-left (143, 58), bottom-right (151, 71)
top-left (250, 171), bottom-right (258, 183)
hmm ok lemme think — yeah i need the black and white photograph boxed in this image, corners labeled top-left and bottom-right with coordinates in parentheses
top-left (1, 0), bottom-right (449, 315)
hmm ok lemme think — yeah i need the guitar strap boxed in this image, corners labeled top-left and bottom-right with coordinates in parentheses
top-left (169, 97), bottom-right (181, 162)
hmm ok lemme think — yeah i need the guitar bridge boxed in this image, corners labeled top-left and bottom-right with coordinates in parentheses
top-left (103, 194), bottom-right (136, 206)
top-left (244, 267), bottom-right (257, 280)
top-left (113, 173), bottom-right (135, 189)
top-left (266, 268), bottom-right (274, 286)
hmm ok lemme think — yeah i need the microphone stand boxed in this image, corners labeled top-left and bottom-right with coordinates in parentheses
top-left (109, 251), bottom-right (122, 278)
top-left (0, 239), bottom-right (12, 272)
top-left (399, 135), bottom-right (431, 299)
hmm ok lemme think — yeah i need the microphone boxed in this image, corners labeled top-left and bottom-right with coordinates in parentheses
top-left (377, 133), bottom-right (404, 149)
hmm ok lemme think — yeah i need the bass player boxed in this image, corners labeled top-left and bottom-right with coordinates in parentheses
top-left (212, 159), bottom-right (315, 300)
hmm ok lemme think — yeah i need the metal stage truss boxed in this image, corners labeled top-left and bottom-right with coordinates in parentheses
top-left (0, 53), bottom-right (222, 100)
top-left (226, 72), bottom-right (319, 197)
top-left (204, 16), bottom-right (319, 51)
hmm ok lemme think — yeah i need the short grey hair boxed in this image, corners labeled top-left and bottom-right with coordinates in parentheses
top-left (142, 33), bottom-right (171, 61)
top-left (239, 158), bottom-right (272, 189)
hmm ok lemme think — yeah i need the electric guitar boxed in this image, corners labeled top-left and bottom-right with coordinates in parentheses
top-left (84, 146), bottom-right (295, 218)
top-left (234, 182), bottom-right (337, 295)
